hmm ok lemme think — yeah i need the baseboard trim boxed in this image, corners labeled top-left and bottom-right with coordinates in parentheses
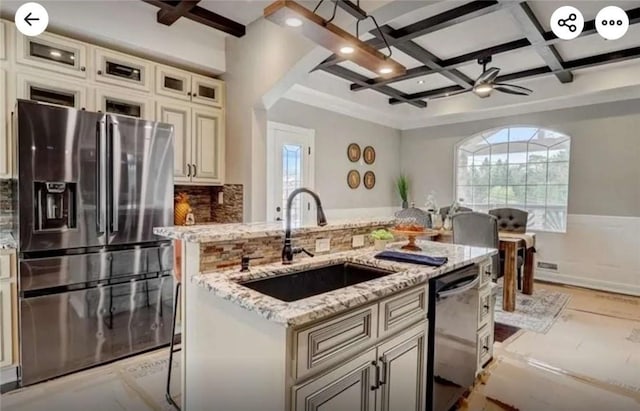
top-left (536, 270), bottom-right (640, 297)
top-left (1, 365), bottom-right (18, 386)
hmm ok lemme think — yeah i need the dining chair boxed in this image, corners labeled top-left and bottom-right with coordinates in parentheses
top-left (489, 208), bottom-right (528, 289)
top-left (488, 208), bottom-right (528, 233)
top-left (452, 212), bottom-right (500, 277)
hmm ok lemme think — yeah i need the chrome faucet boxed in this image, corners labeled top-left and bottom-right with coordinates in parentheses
top-left (282, 188), bottom-right (328, 264)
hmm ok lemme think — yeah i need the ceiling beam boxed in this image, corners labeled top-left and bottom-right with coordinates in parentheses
top-left (373, 26), bottom-right (474, 88)
top-left (157, 0), bottom-right (200, 25)
top-left (322, 65), bottom-right (427, 108)
top-left (388, 46), bottom-right (640, 104)
top-left (334, 0), bottom-right (367, 20)
top-left (142, 0), bottom-right (246, 37)
top-left (503, 1), bottom-right (572, 83)
top-left (349, 6), bottom-right (640, 92)
top-left (314, 0), bottom-right (507, 70)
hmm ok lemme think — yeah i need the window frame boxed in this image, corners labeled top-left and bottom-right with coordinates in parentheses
top-left (453, 125), bottom-right (571, 233)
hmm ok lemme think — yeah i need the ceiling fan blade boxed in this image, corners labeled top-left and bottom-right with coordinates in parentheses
top-left (475, 67), bottom-right (500, 85)
top-left (494, 83), bottom-right (533, 96)
top-left (430, 88), bottom-right (472, 99)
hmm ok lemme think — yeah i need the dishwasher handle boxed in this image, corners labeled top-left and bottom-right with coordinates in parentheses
top-left (437, 275), bottom-right (479, 299)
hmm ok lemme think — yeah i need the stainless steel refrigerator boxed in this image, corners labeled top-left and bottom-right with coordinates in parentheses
top-left (15, 100), bottom-right (175, 385)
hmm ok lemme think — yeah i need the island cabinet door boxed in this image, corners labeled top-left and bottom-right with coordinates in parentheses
top-left (376, 322), bottom-right (428, 411)
top-left (292, 348), bottom-right (377, 411)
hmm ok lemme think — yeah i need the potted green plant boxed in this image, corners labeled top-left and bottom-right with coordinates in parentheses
top-left (371, 229), bottom-right (394, 250)
top-left (396, 175), bottom-right (409, 209)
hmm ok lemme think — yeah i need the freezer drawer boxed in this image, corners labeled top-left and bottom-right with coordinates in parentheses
top-left (20, 244), bottom-right (173, 291)
top-left (20, 275), bottom-right (174, 385)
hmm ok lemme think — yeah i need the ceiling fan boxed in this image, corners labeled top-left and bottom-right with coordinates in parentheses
top-left (438, 56), bottom-right (533, 99)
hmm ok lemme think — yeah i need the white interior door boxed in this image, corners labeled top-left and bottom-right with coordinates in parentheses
top-left (267, 122), bottom-right (315, 225)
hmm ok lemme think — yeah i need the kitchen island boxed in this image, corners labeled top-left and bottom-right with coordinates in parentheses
top-left (155, 220), bottom-right (497, 411)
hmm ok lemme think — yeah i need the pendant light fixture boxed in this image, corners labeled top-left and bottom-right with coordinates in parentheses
top-left (264, 0), bottom-right (406, 77)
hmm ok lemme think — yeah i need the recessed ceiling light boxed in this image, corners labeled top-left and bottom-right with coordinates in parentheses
top-left (417, 80), bottom-right (425, 84)
top-left (339, 46), bottom-right (354, 55)
top-left (379, 67), bottom-right (393, 74)
top-left (285, 17), bottom-right (303, 27)
top-left (50, 51), bottom-right (62, 57)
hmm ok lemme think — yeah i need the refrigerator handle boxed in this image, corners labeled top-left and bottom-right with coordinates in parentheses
top-left (109, 119), bottom-right (119, 233)
top-left (96, 120), bottom-right (106, 234)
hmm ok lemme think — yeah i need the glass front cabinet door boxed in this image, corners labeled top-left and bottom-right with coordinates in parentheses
top-left (17, 73), bottom-right (88, 110)
top-left (96, 89), bottom-right (153, 119)
top-left (16, 32), bottom-right (88, 78)
top-left (95, 48), bottom-right (151, 92)
top-left (191, 74), bottom-right (225, 108)
top-left (155, 65), bottom-right (191, 102)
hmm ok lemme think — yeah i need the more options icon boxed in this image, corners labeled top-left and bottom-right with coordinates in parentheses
top-left (550, 6), bottom-right (584, 40)
top-left (595, 6), bottom-right (629, 40)
top-left (14, 2), bottom-right (49, 37)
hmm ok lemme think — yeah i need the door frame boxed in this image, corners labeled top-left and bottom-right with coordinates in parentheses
top-left (266, 121), bottom-right (315, 223)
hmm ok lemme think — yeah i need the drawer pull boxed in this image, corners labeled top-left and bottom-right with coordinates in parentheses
top-left (379, 357), bottom-right (387, 385)
top-left (370, 361), bottom-right (380, 391)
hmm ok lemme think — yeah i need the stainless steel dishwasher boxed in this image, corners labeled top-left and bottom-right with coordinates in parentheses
top-left (427, 264), bottom-right (480, 411)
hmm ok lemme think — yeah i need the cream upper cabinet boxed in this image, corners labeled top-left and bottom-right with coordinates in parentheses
top-left (0, 21), bottom-right (6, 60)
top-left (156, 65), bottom-right (191, 102)
top-left (17, 72), bottom-right (89, 110)
top-left (95, 48), bottom-right (151, 92)
top-left (0, 69), bottom-right (9, 179)
top-left (16, 32), bottom-right (88, 78)
top-left (156, 100), bottom-right (192, 183)
top-left (191, 107), bottom-right (224, 184)
top-left (191, 74), bottom-right (225, 108)
top-left (96, 88), bottom-right (153, 119)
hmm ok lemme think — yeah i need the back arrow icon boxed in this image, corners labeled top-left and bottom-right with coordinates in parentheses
top-left (24, 12), bottom-right (40, 26)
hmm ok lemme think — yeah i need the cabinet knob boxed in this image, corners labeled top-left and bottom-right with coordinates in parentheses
top-left (97, 70), bottom-right (102, 75)
top-left (80, 66), bottom-right (86, 72)
top-left (187, 92), bottom-right (192, 96)
top-left (193, 93), bottom-right (197, 97)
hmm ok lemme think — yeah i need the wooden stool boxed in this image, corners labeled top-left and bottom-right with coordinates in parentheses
top-left (166, 241), bottom-right (182, 410)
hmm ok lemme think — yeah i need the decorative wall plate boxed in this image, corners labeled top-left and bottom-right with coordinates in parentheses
top-left (363, 171), bottom-right (376, 189)
top-left (347, 143), bottom-right (361, 162)
top-left (347, 169), bottom-right (361, 189)
top-left (363, 146), bottom-right (376, 164)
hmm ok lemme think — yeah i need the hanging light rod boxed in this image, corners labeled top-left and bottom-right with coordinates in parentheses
top-left (264, 0), bottom-right (406, 77)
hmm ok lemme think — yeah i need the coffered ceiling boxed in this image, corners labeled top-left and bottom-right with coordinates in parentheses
top-left (279, 0), bottom-right (640, 129)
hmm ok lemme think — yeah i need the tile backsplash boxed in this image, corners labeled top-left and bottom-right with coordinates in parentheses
top-left (174, 184), bottom-right (243, 225)
top-left (199, 224), bottom-right (391, 273)
top-left (0, 179), bottom-right (14, 230)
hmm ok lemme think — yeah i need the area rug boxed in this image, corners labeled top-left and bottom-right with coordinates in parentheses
top-left (494, 284), bottom-right (571, 334)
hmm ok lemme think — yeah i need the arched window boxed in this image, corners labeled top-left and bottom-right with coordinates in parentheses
top-left (456, 126), bottom-right (571, 232)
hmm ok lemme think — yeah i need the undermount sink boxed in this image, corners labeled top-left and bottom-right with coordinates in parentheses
top-left (239, 262), bottom-right (397, 302)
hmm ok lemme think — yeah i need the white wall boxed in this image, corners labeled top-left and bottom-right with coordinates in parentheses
top-left (0, 0), bottom-right (226, 74)
top-left (400, 100), bottom-right (640, 295)
top-left (268, 99), bottom-right (402, 213)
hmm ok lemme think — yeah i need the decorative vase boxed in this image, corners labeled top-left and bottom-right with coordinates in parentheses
top-left (401, 200), bottom-right (408, 209)
top-left (374, 239), bottom-right (389, 251)
top-left (443, 215), bottom-right (452, 231)
top-left (174, 193), bottom-right (191, 226)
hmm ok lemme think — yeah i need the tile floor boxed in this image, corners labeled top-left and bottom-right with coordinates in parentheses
top-left (1, 281), bottom-right (639, 411)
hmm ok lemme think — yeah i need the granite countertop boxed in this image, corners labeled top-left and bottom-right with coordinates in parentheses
top-left (0, 232), bottom-right (16, 250)
top-left (153, 217), bottom-right (396, 243)
top-left (192, 241), bottom-right (497, 327)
